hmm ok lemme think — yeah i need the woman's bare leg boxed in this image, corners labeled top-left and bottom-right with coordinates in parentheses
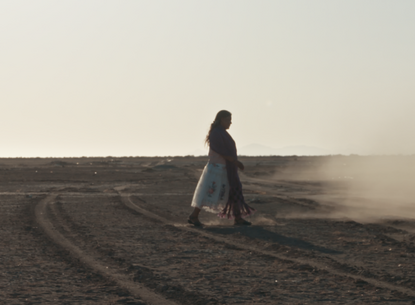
top-left (189, 207), bottom-right (201, 219)
top-left (233, 204), bottom-right (243, 221)
top-left (234, 209), bottom-right (251, 225)
top-left (188, 207), bottom-right (203, 226)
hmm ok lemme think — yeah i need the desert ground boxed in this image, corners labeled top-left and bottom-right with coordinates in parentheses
top-left (1, 155), bottom-right (415, 304)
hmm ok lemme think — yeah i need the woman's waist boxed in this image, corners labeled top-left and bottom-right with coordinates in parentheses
top-left (207, 162), bottom-right (226, 169)
top-left (208, 149), bottom-right (226, 165)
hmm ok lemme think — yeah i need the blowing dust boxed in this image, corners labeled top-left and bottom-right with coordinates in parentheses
top-left (273, 156), bottom-right (415, 222)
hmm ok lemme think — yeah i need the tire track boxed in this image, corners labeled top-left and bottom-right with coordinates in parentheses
top-left (121, 194), bottom-right (415, 299)
top-left (39, 194), bottom-right (215, 305)
top-left (1, 195), bottom-right (136, 304)
top-left (53, 193), bottom-right (402, 303)
top-left (0, 192), bottom-right (193, 196)
top-left (35, 194), bottom-right (177, 305)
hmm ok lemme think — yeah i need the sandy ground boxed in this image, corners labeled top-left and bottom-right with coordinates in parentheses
top-left (1, 156), bottom-right (415, 304)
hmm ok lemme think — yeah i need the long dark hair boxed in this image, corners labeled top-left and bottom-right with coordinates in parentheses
top-left (205, 110), bottom-right (232, 146)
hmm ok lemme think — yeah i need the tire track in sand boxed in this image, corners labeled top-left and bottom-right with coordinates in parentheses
top-left (35, 194), bottom-right (177, 305)
top-left (121, 194), bottom-right (415, 299)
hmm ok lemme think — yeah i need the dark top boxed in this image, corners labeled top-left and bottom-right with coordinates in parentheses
top-left (209, 126), bottom-right (255, 219)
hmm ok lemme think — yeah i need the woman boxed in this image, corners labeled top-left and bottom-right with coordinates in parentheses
top-left (188, 110), bottom-right (255, 226)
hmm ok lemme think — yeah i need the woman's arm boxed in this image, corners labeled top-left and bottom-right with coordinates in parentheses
top-left (221, 155), bottom-right (236, 163)
top-left (219, 154), bottom-right (245, 171)
top-left (209, 129), bottom-right (244, 170)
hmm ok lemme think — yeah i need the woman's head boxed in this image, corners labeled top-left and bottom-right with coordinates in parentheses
top-left (205, 110), bottom-right (232, 145)
top-left (214, 110), bottom-right (232, 129)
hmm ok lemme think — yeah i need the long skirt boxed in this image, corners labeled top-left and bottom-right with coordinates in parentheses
top-left (191, 163), bottom-right (229, 213)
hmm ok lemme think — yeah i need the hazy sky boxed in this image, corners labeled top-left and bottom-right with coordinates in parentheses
top-left (1, 0), bottom-right (414, 157)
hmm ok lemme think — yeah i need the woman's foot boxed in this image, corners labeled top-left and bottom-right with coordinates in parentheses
top-left (234, 219), bottom-right (252, 226)
top-left (188, 216), bottom-right (203, 226)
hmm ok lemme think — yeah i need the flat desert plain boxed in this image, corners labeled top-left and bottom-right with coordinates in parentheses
top-left (1, 156), bottom-right (415, 304)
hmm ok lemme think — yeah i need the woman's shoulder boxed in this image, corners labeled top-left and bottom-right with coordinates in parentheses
top-left (211, 127), bottom-right (228, 141)
top-left (210, 126), bottom-right (222, 137)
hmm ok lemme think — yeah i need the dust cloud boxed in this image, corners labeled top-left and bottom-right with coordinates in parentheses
top-left (274, 155), bottom-right (415, 222)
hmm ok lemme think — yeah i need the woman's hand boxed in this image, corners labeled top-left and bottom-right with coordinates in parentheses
top-left (221, 154), bottom-right (244, 171)
top-left (235, 160), bottom-right (244, 171)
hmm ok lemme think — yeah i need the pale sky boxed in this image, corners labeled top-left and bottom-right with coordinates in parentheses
top-left (1, 0), bottom-right (414, 157)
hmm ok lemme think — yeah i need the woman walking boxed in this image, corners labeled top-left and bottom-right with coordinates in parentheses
top-left (188, 110), bottom-right (255, 226)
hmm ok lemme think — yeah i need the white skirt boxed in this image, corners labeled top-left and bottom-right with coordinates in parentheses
top-left (191, 163), bottom-right (230, 213)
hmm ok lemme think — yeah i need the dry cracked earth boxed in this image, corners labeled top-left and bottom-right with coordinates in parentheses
top-left (1, 156), bottom-right (415, 304)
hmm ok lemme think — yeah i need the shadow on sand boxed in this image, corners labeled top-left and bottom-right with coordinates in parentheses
top-left (205, 225), bottom-right (341, 255)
